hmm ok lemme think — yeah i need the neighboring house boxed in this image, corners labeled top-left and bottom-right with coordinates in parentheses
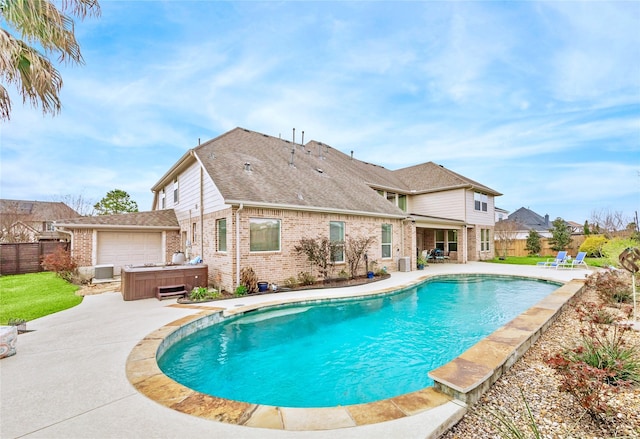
top-left (0, 199), bottom-right (80, 243)
top-left (506, 207), bottom-right (584, 240)
top-left (505, 207), bottom-right (552, 239)
top-left (495, 207), bottom-right (509, 223)
top-left (57, 127), bottom-right (501, 290)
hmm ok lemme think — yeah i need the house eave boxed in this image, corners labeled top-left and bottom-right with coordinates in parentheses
top-left (225, 200), bottom-right (407, 219)
top-left (55, 224), bottom-right (180, 231)
top-left (150, 150), bottom-right (197, 192)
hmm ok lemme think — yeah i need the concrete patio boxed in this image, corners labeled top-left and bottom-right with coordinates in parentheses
top-left (0, 262), bottom-right (590, 439)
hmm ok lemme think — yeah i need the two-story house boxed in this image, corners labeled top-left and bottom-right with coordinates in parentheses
top-left (57, 127), bottom-right (501, 291)
top-left (149, 128), bottom-right (501, 290)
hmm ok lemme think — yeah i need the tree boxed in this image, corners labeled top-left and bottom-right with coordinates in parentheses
top-left (344, 235), bottom-right (376, 278)
top-left (54, 193), bottom-right (95, 216)
top-left (494, 220), bottom-right (520, 259)
top-left (1, 0), bottom-right (101, 121)
top-left (294, 236), bottom-right (339, 279)
top-left (583, 220), bottom-right (591, 236)
top-left (590, 209), bottom-right (628, 235)
top-left (524, 229), bottom-right (542, 256)
top-left (548, 217), bottom-right (572, 251)
top-left (94, 189), bottom-right (138, 215)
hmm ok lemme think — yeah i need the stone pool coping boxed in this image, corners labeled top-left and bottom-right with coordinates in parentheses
top-left (125, 273), bottom-right (585, 432)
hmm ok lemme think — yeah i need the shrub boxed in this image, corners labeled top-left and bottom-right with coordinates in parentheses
top-left (579, 235), bottom-right (608, 257)
top-left (576, 302), bottom-right (616, 324)
top-left (234, 285), bottom-right (248, 296)
top-left (283, 276), bottom-right (298, 288)
top-left (189, 286), bottom-right (219, 301)
top-left (587, 270), bottom-right (632, 304)
top-left (41, 246), bottom-right (77, 282)
top-left (524, 229), bottom-right (542, 256)
top-left (601, 237), bottom-right (640, 267)
top-left (240, 266), bottom-right (258, 293)
top-left (546, 315), bottom-right (639, 419)
top-left (297, 271), bottom-right (316, 286)
top-left (294, 236), bottom-right (338, 279)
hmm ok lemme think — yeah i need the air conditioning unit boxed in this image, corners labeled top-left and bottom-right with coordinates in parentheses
top-left (398, 257), bottom-right (411, 272)
top-left (94, 264), bottom-right (114, 280)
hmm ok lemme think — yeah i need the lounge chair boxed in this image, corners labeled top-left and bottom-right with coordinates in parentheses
top-left (559, 252), bottom-right (588, 269)
top-left (537, 251), bottom-right (567, 269)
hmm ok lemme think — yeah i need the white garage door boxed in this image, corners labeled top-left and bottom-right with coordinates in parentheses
top-left (97, 231), bottom-right (163, 275)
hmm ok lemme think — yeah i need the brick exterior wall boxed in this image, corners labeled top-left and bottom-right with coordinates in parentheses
top-left (183, 206), bottom-right (410, 293)
top-left (71, 229), bottom-right (93, 267)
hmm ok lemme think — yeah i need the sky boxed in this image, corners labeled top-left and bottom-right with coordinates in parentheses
top-left (1, 1), bottom-right (639, 224)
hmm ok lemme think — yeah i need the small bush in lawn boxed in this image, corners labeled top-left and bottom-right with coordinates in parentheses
top-left (579, 235), bottom-right (608, 257)
top-left (41, 247), bottom-right (78, 282)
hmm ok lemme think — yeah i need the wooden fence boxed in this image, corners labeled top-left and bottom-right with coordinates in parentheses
top-left (0, 242), bottom-right (70, 275)
top-left (495, 236), bottom-right (587, 258)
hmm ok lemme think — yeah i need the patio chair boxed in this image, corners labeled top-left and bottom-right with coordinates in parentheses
top-left (536, 251), bottom-right (567, 269)
top-left (559, 252), bottom-right (588, 269)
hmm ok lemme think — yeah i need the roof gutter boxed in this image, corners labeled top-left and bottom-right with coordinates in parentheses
top-left (224, 200), bottom-right (407, 220)
top-left (150, 149), bottom-right (197, 192)
top-left (54, 224), bottom-right (180, 231)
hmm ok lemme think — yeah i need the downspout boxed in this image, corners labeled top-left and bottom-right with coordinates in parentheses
top-left (235, 203), bottom-right (244, 286)
top-left (199, 167), bottom-right (204, 258)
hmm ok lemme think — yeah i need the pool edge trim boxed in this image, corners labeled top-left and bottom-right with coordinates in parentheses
top-left (125, 273), bottom-right (585, 431)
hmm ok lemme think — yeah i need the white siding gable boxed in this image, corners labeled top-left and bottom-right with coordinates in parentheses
top-left (465, 190), bottom-right (495, 226)
top-left (409, 189), bottom-right (466, 220)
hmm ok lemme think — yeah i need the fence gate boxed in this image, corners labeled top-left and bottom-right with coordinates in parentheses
top-left (0, 242), bottom-right (70, 275)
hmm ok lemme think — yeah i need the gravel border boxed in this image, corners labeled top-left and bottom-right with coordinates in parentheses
top-left (441, 280), bottom-right (640, 439)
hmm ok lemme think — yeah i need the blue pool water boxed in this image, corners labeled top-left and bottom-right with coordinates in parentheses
top-left (158, 275), bottom-right (559, 408)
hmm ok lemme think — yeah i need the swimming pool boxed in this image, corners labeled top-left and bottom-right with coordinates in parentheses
top-left (158, 274), bottom-right (560, 408)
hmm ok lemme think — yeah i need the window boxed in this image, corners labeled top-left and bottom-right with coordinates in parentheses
top-left (381, 224), bottom-right (392, 258)
top-left (435, 230), bottom-right (445, 250)
top-left (481, 228), bottom-right (490, 251)
top-left (43, 221), bottom-right (54, 231)
top-left (192, 222), bottom-right (197, 243)
top-left (217, 219), bottom-right (227, 252)
top-left (173, 178), bottom-right (179, 203)
top-left (160, 189), bottom-right (165, 209)
top-left (250, 218), bottom-right (280, 252)
top-left (386, 192), bottom-right (396, 203)
top-left (330, 221), bottom-right (345, 263)
top-left (474, 192), bottom-right (488, 212)
top-left (448, 230), bottom-right (458, 252)
top-left (398, 194), bottom-right (407, 212)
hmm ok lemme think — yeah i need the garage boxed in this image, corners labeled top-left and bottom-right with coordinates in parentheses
top-left (97, 231), bottom-right (163, 275)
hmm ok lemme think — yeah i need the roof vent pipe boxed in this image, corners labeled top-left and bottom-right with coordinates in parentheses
top-left (289, 147), bottom-right (295, 167)
top-left (351, 150), bottom-right (354, 160)
top-left (293, 128), bottom-right (295, 145)
top-left (301, 130), bottom-right (304, 146)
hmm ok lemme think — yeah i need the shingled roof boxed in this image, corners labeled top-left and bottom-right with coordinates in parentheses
top-left (0, 199), bottom-right (80, 220)
top-left (193, 128), bottom-right (406, 217)
top-left (507, 207), bottom-right (550, 231)
top-left (190, 127), bottom-right (501, 213)
top-left (55, 209), bottom-right (179, 229)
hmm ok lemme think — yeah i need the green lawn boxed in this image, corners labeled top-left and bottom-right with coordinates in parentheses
top-left (483, 255), bottom-right (605, 267)
top-left (0, 272), bottom-right (82, 325)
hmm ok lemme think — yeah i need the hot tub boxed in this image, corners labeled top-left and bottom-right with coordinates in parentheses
top-left (121, 264), bottom-right (208, 301)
